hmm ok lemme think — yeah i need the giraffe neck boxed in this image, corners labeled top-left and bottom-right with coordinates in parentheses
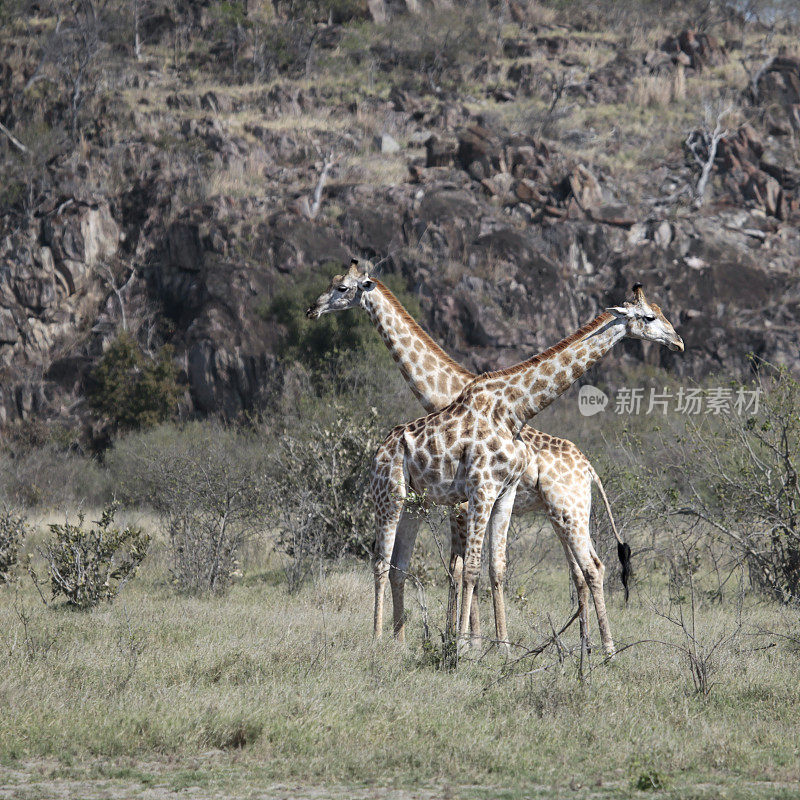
top-left (478, 312), bottom-right (626, 432)
top-left (360, 281), bottom-right (473, 413)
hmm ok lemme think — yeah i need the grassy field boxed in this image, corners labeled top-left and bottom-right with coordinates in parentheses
top-left (1, 516), bottom-right (799, 800)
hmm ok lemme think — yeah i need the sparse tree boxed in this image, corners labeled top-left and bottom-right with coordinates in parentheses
top-left (269, 406), bottom-right (384, 592)
top-left (674, 363), bottom-right (800, 603)
top-left (109, 424), bottom-right (270, 595)
top-left (685, 103), bottom-right (733, 208)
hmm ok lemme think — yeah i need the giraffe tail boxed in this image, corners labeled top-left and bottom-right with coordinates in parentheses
top-left (588, 463), bottom-right (631, 603)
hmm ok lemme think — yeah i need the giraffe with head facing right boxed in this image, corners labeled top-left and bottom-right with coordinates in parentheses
top-left (361, 276), bottom-right (682, 654)
top-left (307, 263), bottom-right (679, 652)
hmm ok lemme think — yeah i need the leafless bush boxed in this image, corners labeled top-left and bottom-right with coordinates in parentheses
top-left (269, 406), bottom-right (383, 592)
top-left (108, 423), bottom-right (270, 595)
top-left (650, 532), bottom-right (745, 699)
top-left (0, 442), bottom-right (112, 509)
top-left (23, 1), bottom-right (106, 140)
top-left (370, 4), bottom-right (502, 92)
top-left (11, 593), bottom-right (58, 661)
top-left (670, 363), bottom-right (800, 603)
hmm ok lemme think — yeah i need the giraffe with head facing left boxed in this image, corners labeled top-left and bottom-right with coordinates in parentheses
top-left (309, 261), bottom-right (625, 651)
top-left (308, 261), bottom-right (682, 653)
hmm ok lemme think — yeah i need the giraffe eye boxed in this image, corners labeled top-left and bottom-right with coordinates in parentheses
top-left (337, 284), bottom-right (348, 292)
top-left (643, 315), bottom-right (656, 323)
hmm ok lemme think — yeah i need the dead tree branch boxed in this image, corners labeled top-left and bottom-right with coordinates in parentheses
top-left (0, 121), bottom-right (28, 154)
top-left (304, 150), bottom-right (337, 220)
top-left (686, 105), bottom-right (732, 208)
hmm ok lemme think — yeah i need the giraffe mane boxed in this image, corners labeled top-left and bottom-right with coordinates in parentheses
top-left (480, 312), bottom-right (615, 379)
top-left (374, 280), bottom-right (474, 378)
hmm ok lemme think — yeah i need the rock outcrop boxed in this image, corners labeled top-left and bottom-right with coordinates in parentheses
top-left (2, 12), bottom-right (800, 434)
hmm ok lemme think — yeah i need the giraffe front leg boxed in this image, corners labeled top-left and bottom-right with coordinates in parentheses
top-left (487, 486), bottom-right (518, 655)
top-left (389, 510), bottom-right (421, 644)
top-left (372, 477), bottom-right (405, 640)
top-left (458, 492), bottom-right (497, 653)
top-left (448, 505), bottom-right (482, 647)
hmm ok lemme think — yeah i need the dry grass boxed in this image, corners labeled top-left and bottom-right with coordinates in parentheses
top-left (339, 152), bottom-right (408, 187)
top-left (1, 513), bottom-right (799, 799)
top-left (206, 155), bottom-right (272, 199)
top-left (631, 67), bottom-right (687, 109)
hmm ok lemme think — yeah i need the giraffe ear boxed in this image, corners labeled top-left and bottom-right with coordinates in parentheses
top-left (358, 276), bottom-right (376, 291)
top-left (606, 305), bottom-right (633, 318)
top-left (346, 259), bottom-right (360, 278)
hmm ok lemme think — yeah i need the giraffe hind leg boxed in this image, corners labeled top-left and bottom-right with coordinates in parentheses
top-left (556, 531), bottom-right (592, 655)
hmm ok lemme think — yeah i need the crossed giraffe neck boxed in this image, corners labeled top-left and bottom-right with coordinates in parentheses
top-left (467, 313), bottom-right (624, 434)
top-left (309, 269), bottom-right (682, 653)
top-left (359, 281), bottom-right (472, 413)
top-left (362, 280), bottom-right (624, 432)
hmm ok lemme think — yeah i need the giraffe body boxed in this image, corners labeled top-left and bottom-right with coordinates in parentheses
top-left (308, 265), bottom-right (682, 653)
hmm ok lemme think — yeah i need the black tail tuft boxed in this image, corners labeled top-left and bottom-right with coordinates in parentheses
top-left (617, 541), bottom-right (632, 603)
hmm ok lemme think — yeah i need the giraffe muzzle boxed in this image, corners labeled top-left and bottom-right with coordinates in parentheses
top-left (669, 335), bottom-right (685, 353)
top-left (305, 304), bottom-right (321, 319)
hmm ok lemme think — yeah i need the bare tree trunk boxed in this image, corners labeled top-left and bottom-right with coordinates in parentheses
top-left (686, 106), bottom-right (731, 209)
top-left (307, 153), bottom-right (336, 219)
top-left (133, 0), bottom-right (142, 61)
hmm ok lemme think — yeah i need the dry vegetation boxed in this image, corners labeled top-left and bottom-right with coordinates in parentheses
top-left (2, 519), bottom-right (800, 800)
top-left (2, 364), bottom-right (799, 799)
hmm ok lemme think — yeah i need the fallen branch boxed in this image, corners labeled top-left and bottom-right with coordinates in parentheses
top-left (0, 121), bottom-right (28, 154)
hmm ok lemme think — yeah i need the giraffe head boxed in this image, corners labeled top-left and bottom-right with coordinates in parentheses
top-left (305, 259), bottom-right (376, 319)
top-left (606, 283), bottom-right (684, 352)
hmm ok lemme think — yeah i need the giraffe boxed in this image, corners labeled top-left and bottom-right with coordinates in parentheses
top-left (306, 260), bottom-right (628, 653)
top-left (367, 279), bottom-right (682, 655)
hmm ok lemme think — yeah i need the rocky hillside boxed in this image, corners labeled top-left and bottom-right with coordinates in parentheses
top-left (1, 0), bottom-right (799, 432)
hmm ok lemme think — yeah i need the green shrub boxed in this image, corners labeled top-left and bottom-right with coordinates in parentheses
top-left (36, 505), bottom-right (150, 609)
top-left (88, 332), bottom-right (180, 432)
top-left (0, 506), bottom-right (26, 583)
